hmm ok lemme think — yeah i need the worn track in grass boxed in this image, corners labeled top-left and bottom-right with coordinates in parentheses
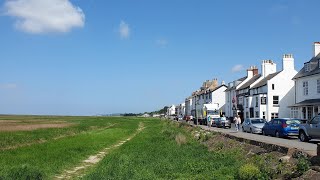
top-left (55, 122), bottom-right (145, 179)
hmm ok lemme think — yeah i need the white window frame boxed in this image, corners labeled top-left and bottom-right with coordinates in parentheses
top-left (305, 62), bottom-right (311, 72)
top-left (303, 81), bottom-right (309, 96)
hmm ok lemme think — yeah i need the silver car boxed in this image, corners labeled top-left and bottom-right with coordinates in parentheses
top-left (299, 113), bottom-right (320, 142)
top-left (242, 118), bottom-right (266, 134)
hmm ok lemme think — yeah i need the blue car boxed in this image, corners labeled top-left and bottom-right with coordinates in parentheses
top-left (262, 118), bottom-right (301, 138)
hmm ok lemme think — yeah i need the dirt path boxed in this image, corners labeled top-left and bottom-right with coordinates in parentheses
top-left (54, 122), bottom-right (145, 180)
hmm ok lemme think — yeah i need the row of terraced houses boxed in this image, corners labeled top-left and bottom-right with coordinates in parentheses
top-left (167, 42), bottom-right (320, 122)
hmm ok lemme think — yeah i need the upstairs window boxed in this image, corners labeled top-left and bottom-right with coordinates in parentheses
top-left (273, 96), bottom-right (279, 105)
top-left (272, 84), bottom-right (275, 90)
top-left (317, 79), bottom-right (320, 94)
top-left (255, 96), bottom-right (259, 107)
top-left (305, 62), bottom-right (311, 72)
top-left (303, 81), bottom-right (309, 96)
top-left (246, 98), bottom-right (249, 108)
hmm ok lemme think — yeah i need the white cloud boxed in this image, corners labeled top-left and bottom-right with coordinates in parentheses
top-left (119, 20), bottom-right (130, 39)
top-left (4, 0), bottom-right (85, 34)
top-left (231, 64), bottom-right (244, 73)
top-left (0, 83), bottom-right (17, 89)
top-left (156, 38), bottom-right (168, 47)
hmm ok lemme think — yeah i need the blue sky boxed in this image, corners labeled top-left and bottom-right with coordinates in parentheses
top-left (0, 0), bottom-right (319, 115)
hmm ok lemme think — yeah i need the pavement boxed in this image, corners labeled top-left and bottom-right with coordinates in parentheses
top-left (188, 122), bottom-right (318, 156)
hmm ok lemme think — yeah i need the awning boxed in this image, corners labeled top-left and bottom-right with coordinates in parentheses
top-left (290, 99), bottom-right (320, 107)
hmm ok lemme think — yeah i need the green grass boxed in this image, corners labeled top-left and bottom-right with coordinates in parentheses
top-left (82, 120), bottom-right (243, 179)
top-left (0, 116), bottom-right (119, 149)
top-left (0, 116), bottom-right (143, 179)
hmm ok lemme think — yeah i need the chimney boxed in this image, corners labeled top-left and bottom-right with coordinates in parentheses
top-left (212, 78), bottom-right (218, 88)
top-left (261, 60), bottom-right (277, 78)
top-left (282, 54), bottom-right (295, 71)
top-left (314, 42), bottom-right (320, 57)
top-left (221, 81), bottom-right (225, 85)
top-left (246, 66), bottom-right (254, 79)
top-left (252, 66), bottom-right (258, 76)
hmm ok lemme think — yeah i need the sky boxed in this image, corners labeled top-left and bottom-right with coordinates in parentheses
top-left (0, 0), bottom-right (320, 115)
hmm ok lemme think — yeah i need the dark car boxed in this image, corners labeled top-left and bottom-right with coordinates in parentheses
top-left (262, 118), bottom-right (300, 138)
top-left (216, 117), bottom-right (231, 128)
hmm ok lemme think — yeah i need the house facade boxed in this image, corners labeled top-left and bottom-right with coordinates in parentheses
top-left (248, 55), bottom-right (297, 121)
top-left (291, 42), bottom-right (320, 120)
top-left (225, 66), bottom-right (259, 121)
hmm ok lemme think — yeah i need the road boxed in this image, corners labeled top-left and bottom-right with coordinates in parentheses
top-left (190, 122), bottom-right (319, 156)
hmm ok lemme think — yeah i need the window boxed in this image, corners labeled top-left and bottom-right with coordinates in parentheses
top-left (310, 116), bottom-right (320, 125)
top-left (305, 62), bottom-right (311, 72)
top-left (303, 81), bottom-right (308, 96)
top-left (271, 113), bottom-right (278, 119)
top-left (307, 107), bottom-right (312, 120)
top-left (246, 98), bottom-right (249, 108)
top-left (255, 96), bottom-right (259, 107)
top-left (273, 96), bottom-right (279, 105)
top-left (272, 84), bottom-right (275, 90)
top-left (317, 79), bottom-right (320, 94)
top-left (262, 111), bottom-right (266, 119)
top-left (290, 107), bottom-right (298, 118)
top-left (246, 112), bottom-right (249, 118)
top-left (255, 111), bottom-right (259, 118)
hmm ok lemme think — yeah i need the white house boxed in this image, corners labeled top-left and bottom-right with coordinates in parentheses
top-left (291, 42), bottom-right (320, 120)
top-left (176, 103), bottom-right (185, 118)
top-left (184, 96), bottom-right (193, 117)
top-left (166, 105), bottom-right (176, 116)
top-left (248, 55), bottom-right (297, 121)
top-left (225, 66), bottom-right (259, 120)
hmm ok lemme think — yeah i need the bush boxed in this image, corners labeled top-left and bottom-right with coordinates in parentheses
top-left (238, 164), bottom-right (261, 180)
top-left (6, 164), bottom-right (45, 180)
top-left (296, 156), bottom-right (310, 174)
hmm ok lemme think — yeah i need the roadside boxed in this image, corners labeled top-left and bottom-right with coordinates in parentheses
top-left (181, 120), bottom-right (318, 157)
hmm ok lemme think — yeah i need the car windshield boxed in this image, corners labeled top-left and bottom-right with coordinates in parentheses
top-left (207, 110), bottom-right (219, 115)
top-left (286, 119), bottom-right (301, 125)
top-left (213, 118), bottom-right (220, 121)
top-left (251, 119), bottom-right (265, 124)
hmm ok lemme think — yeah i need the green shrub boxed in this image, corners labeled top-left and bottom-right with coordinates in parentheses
top-left (296, 156), bottom-right (310, 174)
top-left (238, 163), bottom-right (261, 180)
top-left (6, 164), bottom-right (45, 180)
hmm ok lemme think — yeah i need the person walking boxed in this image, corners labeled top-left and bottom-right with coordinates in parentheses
top-left (235, 115), bottom-right (241, 131)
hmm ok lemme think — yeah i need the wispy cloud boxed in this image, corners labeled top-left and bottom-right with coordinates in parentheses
top-left (231, 64), bottom-right (244, 73)
top-left (119, 20), bottom-right (130, 39)
top-left (0, 83), bottom-right (17, 89)
top-left (3, 0), bottom-right (85, 34)
top-left (156, 38), bottom-right (168, 47)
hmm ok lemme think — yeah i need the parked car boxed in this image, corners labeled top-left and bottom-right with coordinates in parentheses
top-left (216, 117), bottom-right (231, 128)
top-left (242, 118), bottom-right (266, 134)
top-left (298, 114), bottom-right (320, 142)
top-left (262, 118), bottom-right (301, 138)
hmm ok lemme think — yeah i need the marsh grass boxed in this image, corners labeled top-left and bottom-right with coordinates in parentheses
top-left (0, 116), bottom-right (143, 179)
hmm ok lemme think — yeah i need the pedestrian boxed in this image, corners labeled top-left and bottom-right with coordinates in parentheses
top-left (235, 115), bottom-right (241, 131)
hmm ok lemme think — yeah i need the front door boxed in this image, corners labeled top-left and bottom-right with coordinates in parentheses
top-left (250, 108), bottom-right (254, 118)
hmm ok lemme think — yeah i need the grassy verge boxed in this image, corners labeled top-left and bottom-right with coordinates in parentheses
top-left (82, 120), bottom-right (243, 179)
top-left (0, 117), bottom-right (141, 179)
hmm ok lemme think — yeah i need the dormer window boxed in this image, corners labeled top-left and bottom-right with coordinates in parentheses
top-left (305, 62), bottom-right (311, 72)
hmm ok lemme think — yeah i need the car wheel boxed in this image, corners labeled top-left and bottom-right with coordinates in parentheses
top-left (299, 131), bottom-right (309, 142)
top-left (275, 131), bottom-right (280, 138)
top-left (262, 130), bottom-right (266, 136)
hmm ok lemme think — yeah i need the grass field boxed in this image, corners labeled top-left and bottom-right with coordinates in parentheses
top-left (0, 116), bottom-right (307, 179)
